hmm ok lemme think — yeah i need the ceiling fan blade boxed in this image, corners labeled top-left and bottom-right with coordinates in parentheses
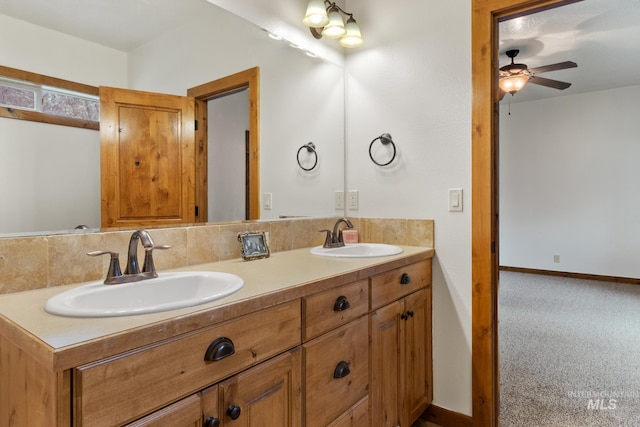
top-left (528, 61), bottom-right (577, 74)
top-left (528, 76), bottom-right (572, 90)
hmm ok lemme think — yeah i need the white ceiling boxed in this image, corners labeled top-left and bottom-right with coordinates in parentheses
top-left (1, 0), bottom-right (639, 103)
top-left (0, 0), bottom-right (213, 52)
top-left (499, 0), bottom-right (640, 103)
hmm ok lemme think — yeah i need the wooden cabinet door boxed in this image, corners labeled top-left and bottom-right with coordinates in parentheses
top-left (99, 86), bottom-right (196, 228)
top-left (124, 394), bottom-right (202, 427)
top-left (400, 288), bottom-right (432, 427)
top-left (218, 349), bottom-right (302, 427)
top-left (370, 300), bottom-right (403, 427)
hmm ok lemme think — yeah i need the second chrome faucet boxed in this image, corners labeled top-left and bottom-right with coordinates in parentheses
top-left (88, 229), bottom-right (171, 285)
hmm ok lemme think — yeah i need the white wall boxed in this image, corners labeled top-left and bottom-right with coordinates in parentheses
top-left (0, 14), bottom-right (127, 234)
top-left (208, 90), bottom-right (249, 222)
top-left (346, 0), bottom-right (473, 416)
top-left (500, 85), bottom-right (640, 278)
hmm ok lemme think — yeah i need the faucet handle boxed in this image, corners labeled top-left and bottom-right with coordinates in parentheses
top-left (142, 245), bottom-right (171, 275)
top-left (320, 229), bottom-right (333, 248)
top-left (87, 251), bottom-right (122, 282)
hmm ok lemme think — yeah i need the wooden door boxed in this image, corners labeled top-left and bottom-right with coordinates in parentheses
top-left (124, 394), bottom-right (202, 427)
top-left (99, 86), bottom-right (196, 228)
top-left (370, 301), bottom-right (403, 427)
top-left (400, 289), bottom-right (432, 427)
top-left (218, 349), bottom-right (302, 426)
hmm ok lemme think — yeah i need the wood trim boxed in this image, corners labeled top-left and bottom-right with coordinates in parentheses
top-left (193, 98), bottom-right (208, 223)
top-left (499, 266), bottom-right (640, 285)
top-left (471, 1), bottom-right (583, 426)
top-left (187, 67), bottom-right (260, 220)
top-left (0, 107), bottom-right (99, 130)
top-left (422, 404), bottom-right (472, 427)
top-left (0, 65), bottom-right (99, 95)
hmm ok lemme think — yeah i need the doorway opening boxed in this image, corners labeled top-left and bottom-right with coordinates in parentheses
top-left (471, 1), bottom-right (577, 425)
top-left (187, 67), bottom-right (260, 222)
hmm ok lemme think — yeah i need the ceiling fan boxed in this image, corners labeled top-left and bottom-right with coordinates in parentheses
top-left (499, 49), bottom-right (577, 99)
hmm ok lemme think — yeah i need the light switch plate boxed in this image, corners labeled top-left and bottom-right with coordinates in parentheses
top-left (335, 191), bottom-right (345, 210)
top-left (348, 190), bottom-right (359, 210)
top-left (448, 188), bottom-right (463, 212)
top-left (263, 192), bottom-right (273, 210)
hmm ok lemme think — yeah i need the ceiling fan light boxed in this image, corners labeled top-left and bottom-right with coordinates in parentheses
top-left (339, 17), bottom-right (363, 47)
top-left (322, 7), bottom-right (346, 38)
top-left (499, 74), bottom-right (529, 94)
top-left (303, 0), bottom-right (329, 28)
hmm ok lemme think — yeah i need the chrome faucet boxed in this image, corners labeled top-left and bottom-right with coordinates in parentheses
top-left (88, 229), bottom-right (170, 285)
top-left (320, 217), bottom-right (354, 248)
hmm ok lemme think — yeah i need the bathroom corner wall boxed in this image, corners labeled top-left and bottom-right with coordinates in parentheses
top-left (0, 217), bottom-right (433, 294)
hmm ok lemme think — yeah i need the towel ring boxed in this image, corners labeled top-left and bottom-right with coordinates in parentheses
top-left (369, 133), bottom-right (396, 166)
top-left (297, 142), bottom-right (318, 171)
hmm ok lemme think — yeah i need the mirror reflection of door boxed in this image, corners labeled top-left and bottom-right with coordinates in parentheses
top-left (207, 89), bottom-right (249, 222)
top-left (99, 86), bottom-right (196, 229)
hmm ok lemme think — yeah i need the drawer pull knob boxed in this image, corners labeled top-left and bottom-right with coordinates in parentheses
top-left (333, 361), bottom-right (351, 379)
top-left (226, 405), bottom-right (242, 420)
top-left (333, 295), bottom-right (351, 312)
top-left (400, 273), bottom-right (411, 285)
top-left (204, 417), bottom-right (221, 427)
top-left (204, 337), bottom-right (235, 361)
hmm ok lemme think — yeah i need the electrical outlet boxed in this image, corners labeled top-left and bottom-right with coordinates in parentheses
top-left (553, 254), bottom-right (560, 263)
top-left (348, 190), bottom-right (359, 210)
top-left (335, 191), bottom-right (345, 210)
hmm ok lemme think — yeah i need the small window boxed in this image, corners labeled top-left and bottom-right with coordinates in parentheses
top-left (0, 66), bottom-right (100, 130)
top-left (0, 77), bottom-right (99, 122)
top-left (0, 78), bottom-right (37, 110)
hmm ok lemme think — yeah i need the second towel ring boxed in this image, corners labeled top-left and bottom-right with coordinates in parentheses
top-left (369, 133), bottom-right (396, 166)
top-left (297, 142), bottom-right (318, 171)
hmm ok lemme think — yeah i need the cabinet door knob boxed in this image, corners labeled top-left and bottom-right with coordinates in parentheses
top-left (401, 313), bottom-right (408, 321)
top-left (204, 417), bottom-right (221, 427)
top-left (400, 273), bottom-right (411, 285)
top-left (407, 310), bottom-right (414, 318)
top-left (226, 405), bottom-right (242, 420)
top-left (333, 295), bottom-right (351, 312)
top-left (333, 360), bottom-right (351, 379)
top-left (204, 337), bottom-right (235, 361)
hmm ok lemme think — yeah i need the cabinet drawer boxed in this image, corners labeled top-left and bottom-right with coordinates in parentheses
top-left (370, 259), bottom-right (431, 310)
top-left (327, 396), bottom-right (369, 427)
top-left (74, 300), bottom-right (301, 427)
top-left (303, 316), bottom-right (368, 427)
top-left (303, 279), bottom-right (368, 340)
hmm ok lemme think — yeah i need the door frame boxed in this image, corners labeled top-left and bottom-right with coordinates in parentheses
top-left (471, 1), bottom-right (579, 425)
top-left (187, 67), bottom-right (260, 221)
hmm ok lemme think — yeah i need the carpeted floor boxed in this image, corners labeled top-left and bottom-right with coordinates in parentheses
top-left (499, 271), bottom-right (640, 426)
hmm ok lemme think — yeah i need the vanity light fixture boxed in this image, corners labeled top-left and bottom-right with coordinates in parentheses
top-left (302, 0), bottom-right (363, 48)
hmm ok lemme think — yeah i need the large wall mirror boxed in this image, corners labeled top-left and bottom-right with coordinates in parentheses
top-left (0, 0), bottom-right (345, 236)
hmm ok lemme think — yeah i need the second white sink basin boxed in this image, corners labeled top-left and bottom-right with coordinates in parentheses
top-left (44, 271), bottom-right (244, 318)
top-left (310, 243), bottom-right (403, 258)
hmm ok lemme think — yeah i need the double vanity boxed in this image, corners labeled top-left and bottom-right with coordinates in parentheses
top-left (0, 242), bottom-right (434, 426)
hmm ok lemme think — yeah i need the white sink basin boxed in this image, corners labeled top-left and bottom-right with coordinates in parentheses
top-left (310, 243), bottom-right (403, 258)
top-left (44, 271), bottom-right (244, 318)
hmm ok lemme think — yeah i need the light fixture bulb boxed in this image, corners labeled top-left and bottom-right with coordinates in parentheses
top-left (303, 0), bottom-right (329, 27)
top-left (339, 17), bottom-right (363, 47)
top-left (499, 75), bottom-right (529, 94)
top-left (322, 6), bottom-right (346, 39)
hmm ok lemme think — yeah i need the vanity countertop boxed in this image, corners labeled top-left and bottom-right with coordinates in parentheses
top-left (0, 245), bottom-right (433, 370)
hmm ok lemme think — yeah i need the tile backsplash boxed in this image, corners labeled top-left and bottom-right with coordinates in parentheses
top-left (0, 217), bottom-right (434, 294)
